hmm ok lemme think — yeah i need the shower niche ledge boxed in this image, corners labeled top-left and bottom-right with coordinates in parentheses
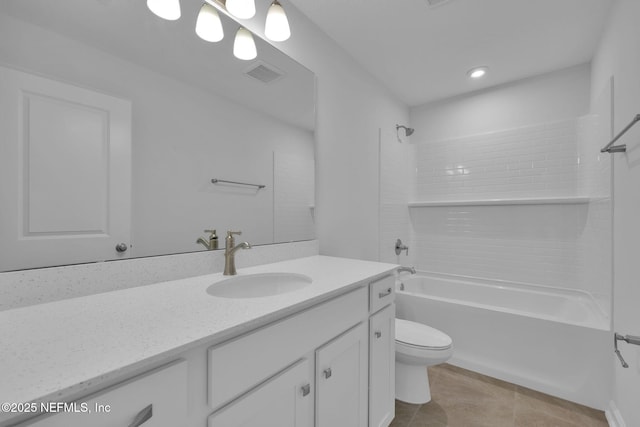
top-left (408, 196), bottom-right (592, 207)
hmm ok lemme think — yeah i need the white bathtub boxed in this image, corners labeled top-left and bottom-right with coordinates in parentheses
top-left (396, 272), bottom-right (611, 409)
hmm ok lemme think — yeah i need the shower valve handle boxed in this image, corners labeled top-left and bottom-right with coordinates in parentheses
top-left (395, 239), bottom-right (409, 256)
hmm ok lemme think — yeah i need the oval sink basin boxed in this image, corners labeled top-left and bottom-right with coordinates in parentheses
top-left (206, 273), bottom-right (312, 298)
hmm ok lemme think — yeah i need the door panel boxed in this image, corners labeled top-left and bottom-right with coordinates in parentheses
top-left (0, 66), bottom-right (131, 270)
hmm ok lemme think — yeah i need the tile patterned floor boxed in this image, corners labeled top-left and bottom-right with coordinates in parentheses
top-left (390, 364), bottom-right (608, 427)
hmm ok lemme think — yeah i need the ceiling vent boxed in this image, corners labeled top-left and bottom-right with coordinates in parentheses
top-left (425, 0), bottom-right (452, 8)
top-left (244, 61), bottom-right (285, 84)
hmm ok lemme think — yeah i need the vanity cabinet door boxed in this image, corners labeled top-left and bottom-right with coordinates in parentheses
top-left (369, 304), bottom-right (395, 427)
top-left (208, 359), bottom-right (313, 427)
top-left (316, 322), bottom-right (368, 427)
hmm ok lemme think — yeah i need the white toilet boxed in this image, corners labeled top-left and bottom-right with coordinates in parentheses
top-left (395, 318), bottom-right (453, 404)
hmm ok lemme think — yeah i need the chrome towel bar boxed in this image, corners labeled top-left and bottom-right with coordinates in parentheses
top-left (614, 332), bottom-right (640, 368)
top-left (211, 178), bottom-right (265, 189)
top-left (601, 113), bottom-right (640, 153)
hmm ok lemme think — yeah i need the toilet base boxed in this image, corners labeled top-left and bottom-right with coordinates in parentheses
top-left (395, 362), bottom-right (431, 404)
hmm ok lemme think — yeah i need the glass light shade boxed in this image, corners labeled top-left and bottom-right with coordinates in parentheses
top-left (196, 3), bottom-right (224, 42)
top-left (226, 0), bottom-right (256, 19)
top-left (147, 0), bottom-right (181, 20)
top-left (265, 1), bottom-right (291, 42)
top-left (233, 27), bottom-right (257, 60)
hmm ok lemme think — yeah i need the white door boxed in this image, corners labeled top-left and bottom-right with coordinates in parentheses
top-left (316, 322), bottom-right (368, 427)
top-left (369, 304), bottom-right (396, 427)
top-left (0, 66), bottom-right (131, 271)
top-left (208, 359), bottom-right (313, 427)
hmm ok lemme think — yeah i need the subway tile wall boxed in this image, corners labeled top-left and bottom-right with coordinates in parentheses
top-left (410, 204), bottom-right (585, 288)
top-left (413, 119), bottom-right (580, 201)
top-left (401, 117), bottom-right (611, 306)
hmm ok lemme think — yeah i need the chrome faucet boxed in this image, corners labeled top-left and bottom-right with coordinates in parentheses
top-left (224, 230), bottom-right (251, 275)
top-left (397, 266), bottom-right (416, 275)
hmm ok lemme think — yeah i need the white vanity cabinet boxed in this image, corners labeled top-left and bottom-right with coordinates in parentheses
top-left (368, 275), bottom-right (396, 427)
top-left (207, 286), bottom-right (369, 426)
top-left (21, 360), bottom-right (188, 427)
top-left (7, 263), bottom-right (398, 427)
top-left (206, 274), bottom-right (396, 427)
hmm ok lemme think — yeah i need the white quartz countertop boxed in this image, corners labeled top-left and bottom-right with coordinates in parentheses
top-left (0, 255), bottom-right (396, 421)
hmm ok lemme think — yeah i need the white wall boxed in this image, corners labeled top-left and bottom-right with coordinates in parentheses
top-left (0, 14), bottom-right (315, 259)
top-left (237, 3), bottom-right (410, 261)
top-left (410, 64), bottom-right (591, 142)
top-left (591, 1), bottom-right (640, 425)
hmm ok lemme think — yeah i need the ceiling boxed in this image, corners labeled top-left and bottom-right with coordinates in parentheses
top-left (289, 0), bottom-right (614, 107)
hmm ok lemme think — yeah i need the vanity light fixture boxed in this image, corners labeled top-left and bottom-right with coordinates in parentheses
top-left (196, 3), bottom-right (224, 42)
top-left (226, 0), bottom-right (256, 19)
top-left (147, 0), bottom-right (181, 20)
top-left (265, 1), bottom-right (291, 42)
top-left (467, 66), bottom-right (489, 79)
top-left (234, 27), bottom-right (258, 60)
top-left (147, 0), bottom-right (291, 61)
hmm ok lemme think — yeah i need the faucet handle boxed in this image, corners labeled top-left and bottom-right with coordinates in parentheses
top-left (204, 229), bottom-right (217, 235)
top-left (227, 230), bottom-right (242, 237)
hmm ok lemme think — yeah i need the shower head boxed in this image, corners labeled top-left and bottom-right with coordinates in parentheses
top-left (396, 124), bottom-right (415, 137)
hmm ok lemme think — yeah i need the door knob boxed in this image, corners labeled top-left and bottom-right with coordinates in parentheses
top-left (115, 243), bottom-right (128, 253)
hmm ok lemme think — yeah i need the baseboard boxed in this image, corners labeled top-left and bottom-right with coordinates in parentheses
top-left (605, 400), bottom-right (626, 427)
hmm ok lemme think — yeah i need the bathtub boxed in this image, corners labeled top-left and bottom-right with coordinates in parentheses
top-left (395, 272), bottom-right (611, 409)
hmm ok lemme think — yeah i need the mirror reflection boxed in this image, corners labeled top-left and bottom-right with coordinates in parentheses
top-left (0, 0), bottom-right (316, 272)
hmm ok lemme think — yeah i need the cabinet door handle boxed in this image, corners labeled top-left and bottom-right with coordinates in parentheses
top-left (301, 384), bottom-right (311, 397)
top-left (375, 331), bottom-right (382, 339)
top-left (378, 288), bottom-right (392, 298)
top-left (128, 404), bottom-right (153, 427)
top-left (323, 368), bottom-right (332, 379)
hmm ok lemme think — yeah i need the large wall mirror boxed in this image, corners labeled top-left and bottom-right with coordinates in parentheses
top-left (0, 0), bottom-right (316, 272)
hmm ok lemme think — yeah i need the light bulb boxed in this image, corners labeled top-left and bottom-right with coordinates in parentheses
top-left (147, 0), bottom-right (181, 20)
top-left (226, 0), bottom-right (256, 20)
top-left (233, 27), bottom-right (257, 60)
top-left (196, 3), bottom-right (224, 42)
top-left (265, 1), bottom-right (290, 42)
top-left (467, 66), bottom-right (489, 79)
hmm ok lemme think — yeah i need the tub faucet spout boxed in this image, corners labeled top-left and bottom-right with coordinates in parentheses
top-left (397, 266), bottom-right (416, 275)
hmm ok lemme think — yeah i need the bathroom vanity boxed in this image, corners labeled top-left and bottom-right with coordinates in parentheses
top-left (0, 256), bottom-right (396, 427)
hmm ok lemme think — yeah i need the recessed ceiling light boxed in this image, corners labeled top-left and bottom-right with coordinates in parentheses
top-left (467, 66), bottom-right (488, 79)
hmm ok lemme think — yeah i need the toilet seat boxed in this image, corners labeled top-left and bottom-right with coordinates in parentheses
top-left (395, 319), bottom-right (452, 350)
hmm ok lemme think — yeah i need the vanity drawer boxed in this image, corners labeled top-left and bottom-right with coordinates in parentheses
top-left (369, 274), bottom-right (395, 314)
top-left (208, 286), bottom-right (367, 410)
top-left (23, 360), bottom-right (188, 427)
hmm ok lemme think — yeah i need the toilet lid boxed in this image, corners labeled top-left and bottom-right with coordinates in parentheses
top-left (396, 319), bottom-right (452, 349)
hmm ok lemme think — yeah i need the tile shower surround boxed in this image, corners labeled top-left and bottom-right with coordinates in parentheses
top-left (381, 117), bottom-right (612, 305)
top-left (413, 119), bottom-right (580, 201)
